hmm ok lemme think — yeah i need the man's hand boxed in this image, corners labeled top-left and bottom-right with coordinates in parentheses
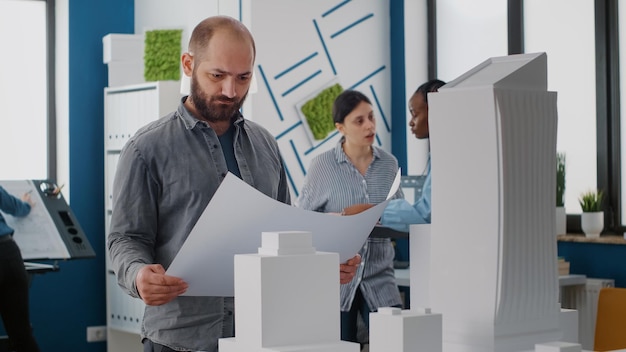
top-left (136, 264), bottom-right (188, 306)
top-left (340, 254), bottom-right (361, 284)
top-left (342, 203), bottom-right (375, 216)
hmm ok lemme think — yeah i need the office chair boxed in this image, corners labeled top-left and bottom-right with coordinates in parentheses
top-left (594, 287), bottom-right (626, 351)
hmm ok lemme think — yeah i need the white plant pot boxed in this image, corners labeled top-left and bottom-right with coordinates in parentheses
top-left (581, 211), bottom-right (603, 238)
top-left (556, 206), bottom-right (566, 235)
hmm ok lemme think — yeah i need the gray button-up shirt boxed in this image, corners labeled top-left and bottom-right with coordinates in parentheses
top-left (108, 99), bottom-right (290, 352)
top-left (296, 139), bottom-right (403, 312)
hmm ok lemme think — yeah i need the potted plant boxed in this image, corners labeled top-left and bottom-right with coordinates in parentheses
top-left (556, 152), bottom-right (566, 235)
top-left (579, 189), bottom-right (604, 238)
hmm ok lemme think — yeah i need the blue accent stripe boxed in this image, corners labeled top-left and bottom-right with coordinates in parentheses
top-left (281, 69), bottom-right (322, 97)
top-left (322, 0), bottom-right (351, 17)
top-left (290, 139), bottom-right (307, 175)
top-left (285, 164), bottom-right (299, 198)
top-left (276, 121), bottom-right (303, 140)
top-left (348, 65), bottom-right (385, 90)
top-left (258, 64), bottom-right (284, 121)
top-left (330, 13), bottom-right (373, 39)
top-left (238, 0), bottom-right (242, 21)
top-left (375, 133), bottom-right (382, 146)
top-left (274, 52), bottom-right (318, 80)
top-left (313, 19), bottom-right (336, 75)
top-left (370, 85), bottom-right (390, 132)
top-left (390, 1), bottom-right (407, 174)
top-left (304, 130), bottom-right (340, 155)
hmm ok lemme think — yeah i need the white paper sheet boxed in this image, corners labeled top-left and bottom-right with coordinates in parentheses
top-left (0, 180), bottom-right (70, 260)
top-left (167, 171), bottom-right (400, 296)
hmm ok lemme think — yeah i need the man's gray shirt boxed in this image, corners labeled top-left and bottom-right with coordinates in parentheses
top-left (108, 100), bottom-right (291, 351)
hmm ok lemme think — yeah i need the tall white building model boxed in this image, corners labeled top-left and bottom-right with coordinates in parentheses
top-left (424, 52), bottom-right (562, 351)
top-left (219, 231), bottom-right (359, 352)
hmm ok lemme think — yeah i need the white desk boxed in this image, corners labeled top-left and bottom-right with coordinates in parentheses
top-left (394, 268), bottom-right (586, 288)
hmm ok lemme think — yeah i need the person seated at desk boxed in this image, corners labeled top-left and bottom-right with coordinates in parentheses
top-left (343, 79), bottom-right (446, 232)
top-left (296, 89), bottom-right (404, 346)
top-left (0, 186), bottom-right (40, 352)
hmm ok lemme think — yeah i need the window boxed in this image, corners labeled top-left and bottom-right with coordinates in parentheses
top-left (0, 0), bottom-right (53, 180)
top-left (524, 0), bottom-right (597, 214)
top-left (436, 0), bottom-right (508, 81)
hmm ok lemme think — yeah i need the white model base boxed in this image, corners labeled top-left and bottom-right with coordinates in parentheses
top-left (534, 341), bottom-right (582, 352)
top-left (558, 308), bottom-right (578, 344)
top-left (219, 339), bottom-right (358, 352)
top-left (369, 307), bottom-right (442, 352)
top-left (218, 231), bottom-right (359, 352)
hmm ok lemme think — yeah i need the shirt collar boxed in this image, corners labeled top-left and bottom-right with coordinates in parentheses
top-left (333, 136), bottom-right (380, 163)
top-left (177, 96), bottom-right (245, 130)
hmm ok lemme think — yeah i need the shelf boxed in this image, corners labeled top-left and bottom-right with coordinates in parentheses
top-left (557, 234), bottom-right (626, 245)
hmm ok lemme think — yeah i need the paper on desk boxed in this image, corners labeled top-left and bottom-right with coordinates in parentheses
top-left (167, 170), bottom-right (400, 296)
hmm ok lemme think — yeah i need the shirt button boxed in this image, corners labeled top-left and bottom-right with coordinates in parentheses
top-left (214, 144), bottom-right (219, 148)
top-left (221, 172), bottom-right (226, 177)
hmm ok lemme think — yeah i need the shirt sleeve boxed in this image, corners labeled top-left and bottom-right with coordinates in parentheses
top-left (0, 186), bottom-right (31, 217)
top-left (380, 167), bottom-right (431, 232)
top-left (295, 156), bottom-right (331, 212)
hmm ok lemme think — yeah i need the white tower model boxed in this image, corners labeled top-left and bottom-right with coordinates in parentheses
top-left (219, 231), bottom-right (359, 352)
top-left (425, 52), bottom-right (562, 352)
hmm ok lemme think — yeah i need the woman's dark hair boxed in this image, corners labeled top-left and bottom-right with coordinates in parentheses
top-left (415, 79), bottom-right (446, 104)
top-left (332, 90), bottom-right (372, 124)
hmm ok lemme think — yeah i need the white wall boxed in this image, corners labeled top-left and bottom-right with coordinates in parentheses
top-left (403, 1), bottom-right (429, 175)
top-left (250, 0), bottom-right (392, 195)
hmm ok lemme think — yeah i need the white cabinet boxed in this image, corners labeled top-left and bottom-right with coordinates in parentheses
top-left (104, 81), bottom-right (181, 351)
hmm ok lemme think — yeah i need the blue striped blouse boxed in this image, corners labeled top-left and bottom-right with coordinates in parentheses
top-left (296, 138), bottom-right (404, 311)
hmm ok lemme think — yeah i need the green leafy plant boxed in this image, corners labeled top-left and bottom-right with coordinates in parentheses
top-left (556, 152), bottom-right (566, 207)
top-left (144, 29), bottom-right (182, 82)
top-left (579, 189), bottom-right (604, 212)
top-left (300, 83), bottom-right (344, 140)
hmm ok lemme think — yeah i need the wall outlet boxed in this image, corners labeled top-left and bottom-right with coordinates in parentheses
top-left (86, 325), bottom-right (107, 342)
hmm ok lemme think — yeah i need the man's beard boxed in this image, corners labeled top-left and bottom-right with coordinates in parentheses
top-left (189, 73), bottom-right (248, 123)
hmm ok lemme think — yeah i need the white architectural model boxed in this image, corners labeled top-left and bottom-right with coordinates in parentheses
top-left (220, 53), bottom-right (587, 352)
top-left (424, 52), bottom-right (564, 351)
top-left (369, 307), bottom-right (442, 352)
top-left (219, 231), bottom-right (359, 352)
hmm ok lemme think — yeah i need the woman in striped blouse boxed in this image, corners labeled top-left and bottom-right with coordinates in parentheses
top-left (296, 89), bottom-right (404, 346)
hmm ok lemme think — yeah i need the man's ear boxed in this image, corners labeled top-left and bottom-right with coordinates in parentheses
top-left (181, 53), bottom-right (194, 77)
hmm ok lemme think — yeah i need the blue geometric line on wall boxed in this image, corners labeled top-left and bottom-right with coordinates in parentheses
top-left (322, 0), bottom-right (351, 17)
top-left (276, 121), bottom-right (303, 140)
top-left (375, 133), bottom-right (382, 147)
top-left (281, 69), bottom-right (322, 97)
top-left (274, 52), bottom-right (319, 80)
top-left (290, 139), bottom-right (307, 176)
top-left (258, 64), bottom-right (285, 121)
top-left (330, 13), bottom-right (374, 39)
top-left (313, 19), bottom-right (337, 75)
top-left (238, 0), bottom-right (242, 21)
top-left (348, 65), bottom-right (385, 90)
top-left (285, 163), bottom-right (299, 198)
top-left (304, 130), bottom-right (340, 156)
top-left (370, 84), bottom-right (390, 133)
